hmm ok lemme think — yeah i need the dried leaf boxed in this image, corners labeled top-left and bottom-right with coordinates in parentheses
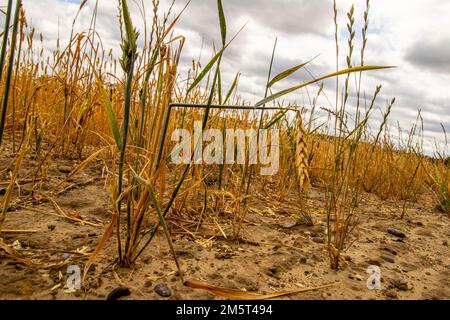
top-left (83, 214), bottom-right (117, 282)
top-left (59, 146), bottom-right (109, 186)
top-left (67, 211), bottom-right (83, 220)
top-left (184, 279), bottom-right (338, 300)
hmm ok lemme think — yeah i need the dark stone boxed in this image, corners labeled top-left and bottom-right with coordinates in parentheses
top-left (106, 287), bottom-right (131, 300)
top-left (154, 283), bottom-right (172, 297)
top-left (387, 227), bottom-right (406, 238)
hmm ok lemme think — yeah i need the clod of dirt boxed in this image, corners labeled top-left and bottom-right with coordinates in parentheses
top-left (265, 266), bottom-right (281, 278)
top-left (106, 287), bottom-right (131, 300)
top-left (385, 289), bottom-right (398, 299)
top-left (20, 183), bottom-right (33, 195)
top-left (381, 255), bottom-right (395, 263)
top-left (58, 165), bottom-right (72, 174)
top-left (144, 279), bottom-right (152, 288)
top-left (47, 224), bottom-right (56, 231)
top-left (312, 236), bottom-right (325, 244)
top-left (387, 227), bottom-right (406, 238)
top-left (348, 273), bottom-right (363, 281)
top-left (154, 283), bottom-right (172, 297)
top-left (278, 219), bottom-right (298, 229)
top-left (367, 259), bottom-right (381, 266)
top-left (215, 245), bottom-right (235, 260)
top-left (381, 247), bottom-right (397, 256)
top-left (391, 279), bottom-right (409, 291)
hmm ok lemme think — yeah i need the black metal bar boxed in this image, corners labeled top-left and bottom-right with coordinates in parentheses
top-left (169, 102), bottom-right (301, 113)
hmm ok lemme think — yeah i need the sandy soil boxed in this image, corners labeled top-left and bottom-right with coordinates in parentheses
top-left (1, 146), bottom-right (449, 300)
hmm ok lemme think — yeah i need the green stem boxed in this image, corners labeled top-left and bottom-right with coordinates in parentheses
top-left (0, 0), bottom-right (21, 146)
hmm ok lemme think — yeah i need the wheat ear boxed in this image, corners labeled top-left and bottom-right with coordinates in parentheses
top-left (294, 113), bottom-right (310, 190)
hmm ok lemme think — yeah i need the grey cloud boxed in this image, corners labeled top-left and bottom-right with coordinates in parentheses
top-left (405, 37), bottom-right (450, 74)
top-left (173, 0), bottom-right (331, 42)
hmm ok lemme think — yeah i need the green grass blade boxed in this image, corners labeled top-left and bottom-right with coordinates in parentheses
top-left (267, 56), bottom-right (317, 88)
top-left (223, 72), bottom-right (239, 105)
top-left (264, 110), bottom-right (288, 129)
top-left (100, 87), bottom-right (121, 150)
top-left (121, 0), bottom-right (137, 48)
top-left (0, 0), bottom-right (20, 146)
top-left (217, 0), bottom-right (227, 46)
top-left (0, 0), bottom-right (13, 83)
top-left (134, 175), bottom-right (184, 281)
top-left (187, 47), bottom-right (226, 95)
top-left (256, 65), bottom-right (395, 107)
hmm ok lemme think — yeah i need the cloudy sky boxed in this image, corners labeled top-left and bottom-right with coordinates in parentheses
top-left (10, 0), bottom-right (450, 154)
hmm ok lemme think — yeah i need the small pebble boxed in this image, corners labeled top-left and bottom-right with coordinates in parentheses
top-left (154, 283), bottom-right (172, 297)
top-left (106, 287), bottom-right (131, 300)
top-left (387, 227), bottom-right (406, 238)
